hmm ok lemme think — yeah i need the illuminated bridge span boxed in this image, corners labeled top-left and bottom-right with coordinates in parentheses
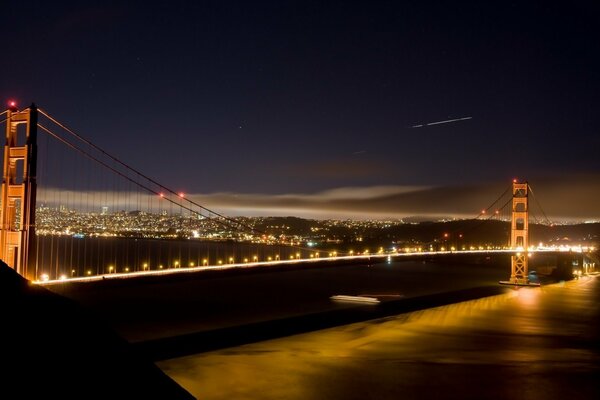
top-left (0, 104), bottom-right (595, 285)
top-left (37, 246), bottom-right (595, 285)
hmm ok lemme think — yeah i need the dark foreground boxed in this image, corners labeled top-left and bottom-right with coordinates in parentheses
top-left (159, 275), bottom-right (600, 400)
top-left (0, 262), bottom-right (194, 400)
top-left (11, 254), bottom-right (598, 399)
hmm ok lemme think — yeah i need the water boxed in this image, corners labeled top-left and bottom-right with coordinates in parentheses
top-left (158, 276), bottom-right (600, 400)
top-left (51, 259), bottom-right (509, 342)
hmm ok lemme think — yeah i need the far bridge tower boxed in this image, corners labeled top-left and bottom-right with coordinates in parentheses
top-left (501, 180), bottom-right (533, 285)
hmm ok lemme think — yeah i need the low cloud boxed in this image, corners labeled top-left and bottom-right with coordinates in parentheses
top-left (38, 174), bottom-right (600, 222)
top-left (190, 175), bottom-right (600, 222)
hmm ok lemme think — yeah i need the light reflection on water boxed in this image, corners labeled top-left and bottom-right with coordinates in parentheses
top-left (159, 276), bottom-right (600, 400)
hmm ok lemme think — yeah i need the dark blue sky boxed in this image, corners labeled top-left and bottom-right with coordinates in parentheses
top-left (2, 1), bottom-right (599, 198)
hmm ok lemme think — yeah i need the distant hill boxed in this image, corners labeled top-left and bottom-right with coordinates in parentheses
top-left (374, 220), bottom-right (600, 247)
top-left (253, 217), bottom-right (600, 248)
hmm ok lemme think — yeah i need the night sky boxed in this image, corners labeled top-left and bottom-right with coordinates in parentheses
top-left (2, 1), bottom-right (599, 220)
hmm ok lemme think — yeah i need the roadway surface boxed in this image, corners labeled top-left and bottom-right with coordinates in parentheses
top-left (158, 274), bottom-right (600, 400)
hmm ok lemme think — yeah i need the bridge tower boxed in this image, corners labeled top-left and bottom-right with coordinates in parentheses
top-left (507, 180), bottom-right (530, 285)
top-left (0, 104), bottom-right (38, 280)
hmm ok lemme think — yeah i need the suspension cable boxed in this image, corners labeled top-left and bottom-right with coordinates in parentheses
top-left (37, 123), bottom-right (253, 235)
top-left (476, 184), bottom-right (511, 218)
top-left (528, 184), bottom-right (553, 226)
top-left (38, 108), bottom-right (263, 236)
top-left (414, 187), bottom-right (513, 250)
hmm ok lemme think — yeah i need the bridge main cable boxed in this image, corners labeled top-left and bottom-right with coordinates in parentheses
top-left (527, 184), bottom-right (553, 226)
top-left (36, 111), bottom-right (265, 237)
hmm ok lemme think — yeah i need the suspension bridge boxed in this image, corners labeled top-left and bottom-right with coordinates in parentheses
top-left (0, 103), bottom-right (595, 287)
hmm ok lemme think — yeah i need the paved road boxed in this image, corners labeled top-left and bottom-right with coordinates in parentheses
top-left (159, 275), bottom-right (600, 400)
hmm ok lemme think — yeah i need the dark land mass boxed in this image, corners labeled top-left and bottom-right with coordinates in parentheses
top-left (254, 218), bottom-right (600, 249)
top-left (0, 262), bottom-right (194, 399)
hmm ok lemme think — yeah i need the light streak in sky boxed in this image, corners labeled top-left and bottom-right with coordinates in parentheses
top-left (412, 116), bottom-right (472, 128)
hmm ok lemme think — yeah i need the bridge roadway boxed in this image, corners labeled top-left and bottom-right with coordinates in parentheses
top-left (38, 248), bottom-right (573, 284)
top-left (43, 250), bottom-right (573, 352)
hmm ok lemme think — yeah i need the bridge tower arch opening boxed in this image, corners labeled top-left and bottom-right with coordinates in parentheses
top-left (0, 104), bottom-right (37, 280)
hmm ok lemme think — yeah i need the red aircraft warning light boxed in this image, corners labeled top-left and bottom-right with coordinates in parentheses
top-left (8, 100), bottom-right (17, 111)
